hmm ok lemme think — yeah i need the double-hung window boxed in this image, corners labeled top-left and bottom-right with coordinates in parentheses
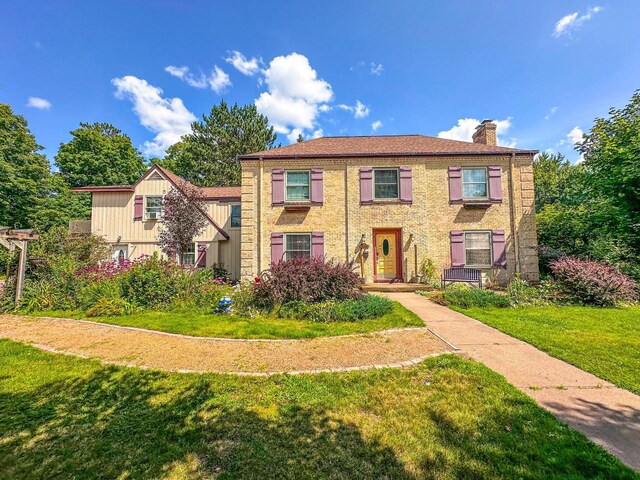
top-left (374, 169), bottom-right (399, 199)
top-left (285, 171), bottom-right (310, 201)
top-left (464, 232), bottom-right (492, 267)
top-left (285, 233), bottom-right (311, 260)
top-left (180, 243), bottom-right (196, 266)
top-left (462, 167), bottom-right (488, 200)
top-left (145, 196), bottom-right (163, 220)
top-left (230, 204), bottom-right (241, 228)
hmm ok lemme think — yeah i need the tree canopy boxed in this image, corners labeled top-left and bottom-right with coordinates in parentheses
top-left (162, 101), bottom-right (278, 187)
top-left (55, 122), bottom-right (146, 188)
top-left (0, 104), bottom-right (50, 228)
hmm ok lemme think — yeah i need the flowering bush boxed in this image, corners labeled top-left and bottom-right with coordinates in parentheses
top-left (550, 257), bottom-right (638, 307)
top-left (253, 257), bottom-right (362, 307)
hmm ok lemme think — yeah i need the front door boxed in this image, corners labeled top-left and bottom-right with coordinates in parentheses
top-left (111, 245), bottom-right (128, 264)
top-left (374, 230), bottom-right (401, 281)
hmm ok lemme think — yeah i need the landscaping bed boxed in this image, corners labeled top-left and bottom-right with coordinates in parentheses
top-left (455, 305), bottom-right (640, 395)
top-left (1, 339), bottom-right (636, 479)
top-left (29, 301), bottom-right (423, 339)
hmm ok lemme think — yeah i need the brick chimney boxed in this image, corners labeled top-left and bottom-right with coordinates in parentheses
top-left (472, 119), bottom-right (497, 146)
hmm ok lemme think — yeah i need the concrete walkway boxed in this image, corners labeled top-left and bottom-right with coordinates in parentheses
top-left (0, 314), bottom-right (450, 375)
top-left (386, 292), bottom-right (640, 472)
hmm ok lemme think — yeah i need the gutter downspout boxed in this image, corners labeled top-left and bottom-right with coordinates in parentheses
top-left (508, 153), bottom-right (521, 274)
top-left (344, 158), bottom-right (350, 262)
top-left (258, 157), bottom-right (264, 274)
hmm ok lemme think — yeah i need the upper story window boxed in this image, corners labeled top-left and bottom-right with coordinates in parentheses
top-left (230, 204), bottom-right (241, 228)
top-left (180, 243), bottom-right (196, 266)
top-left (462, 167), bottom-right (488, 200)
top-left (145, 196), bottom-right (163, 220)
top-left (374, 169), bottom-right (399, 199)
top-left (464, 231), bottom-right (492, 267)
top-left (285, 171), bottom-right (310, 201)
top-left (285, 233), bottom-right (311, 260)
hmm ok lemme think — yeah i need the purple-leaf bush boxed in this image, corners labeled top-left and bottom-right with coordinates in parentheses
top-left (254, 257), bottom-right (362, 307)
top-left (550, 257), bottom-right (638, 307)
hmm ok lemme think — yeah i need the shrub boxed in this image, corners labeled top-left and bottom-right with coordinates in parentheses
top-left (18, 279), bottom-right (71, 312)
top-left (419, 257), bottom-right (439, 287)
top-left (118, 254), bottom-right (190, 308)
top-left (86, 297), bottom-right (137, 317)
top-left (331, 295), bottom-right (393, 321)
top-left (254, 257), bottom-right (362, 307)
top-left (550, 257), bottom-right (638, 307)
top-left (278, 294), bottom-right (393, 323)
top-left (230, 282), bottom-right (259, 317)
top-left (507, 274), bottom-right (548, 306)
top-left (77, 278), bottom-right (123, 310)
top-left (441, 284), bottom-right (511, 309)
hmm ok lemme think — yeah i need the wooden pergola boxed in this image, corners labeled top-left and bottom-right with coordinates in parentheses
top-left (0, 227), bottom-right (40, 303)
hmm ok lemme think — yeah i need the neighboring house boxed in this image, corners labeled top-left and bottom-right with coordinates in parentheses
top-left (239, 121), bottom-right (539, 284)
top-left (72, 165), bottom-right (242, 278)
top-left (75, 120), bottom-right (539, 285)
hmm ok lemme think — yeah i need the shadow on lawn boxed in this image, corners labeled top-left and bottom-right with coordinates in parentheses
top-left (0, 368), bottom-right (414, 479)
top-left (0, 356), bottom-right (637, 479)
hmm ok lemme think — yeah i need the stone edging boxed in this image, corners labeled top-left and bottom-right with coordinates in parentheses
top-left (28, 315), bottom-right (430, 343)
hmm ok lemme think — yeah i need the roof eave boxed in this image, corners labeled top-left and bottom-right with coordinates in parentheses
top-left (239, 150), bottom-right (538, 160)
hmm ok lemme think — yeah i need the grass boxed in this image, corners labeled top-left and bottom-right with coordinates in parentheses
top-left (454, 305), bottom-right (640, 395)
top-left (28, 301), bottom-right (424, 339)
top-left (0, 340), bottom-right (636, 479)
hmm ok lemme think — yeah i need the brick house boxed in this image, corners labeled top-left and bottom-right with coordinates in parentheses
top-left (239, 121), bottom-right (539, 285)
top-left (75, 120), bottom-right (539, 285)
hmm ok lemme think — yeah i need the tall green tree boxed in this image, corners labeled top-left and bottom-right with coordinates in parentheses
top-left (31, 174), bottom-right (91, 232)
top-left (164, 101), bottom-right (278, 187)
top-left (55, 122), bottom-right (146, 188)
top-left (0, 104), bottom-right (50, 228)
top-left (579, 90), bottom-right (640, 250)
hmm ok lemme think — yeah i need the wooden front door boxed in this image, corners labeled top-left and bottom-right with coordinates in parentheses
top-left (374, 229), bottom-right (401, 281)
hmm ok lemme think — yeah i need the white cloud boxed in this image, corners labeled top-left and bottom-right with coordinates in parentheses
top-left (437, 118), bottom-right (516, 147)
top-left (371, 120), bottom-right (382, 132)
top-left (370, 62), bottom-right (384, 75)
top-left (165, 65), bottom-right (231, 93)
top-left (553, 7), bottom-right (602, 37)
top-left (545, 106), bottom-right (558, 120)
top-left (112, 75), bottom-right (196, 157)
top-left (26, 97), bottom-right (51, 110)
top-left (33, 40), bottom-right (43, 51)
top-left (208, 66), bottom-right (232, 94)
top-left (255, 53), bottom-right (333, 140)
top-left (567, 126), bottom-right (586, 163)
top-left (567, 126), bottom-right (584, 145)
top-left (337, 100), bottom-right (370, 119)
top-left (225, 50), bottom-right (261, 76)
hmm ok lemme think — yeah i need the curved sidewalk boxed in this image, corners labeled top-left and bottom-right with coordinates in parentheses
top-left (0, 314), bottom-right (450, 375)
top-left (386, 292), bottom-right (640, 473)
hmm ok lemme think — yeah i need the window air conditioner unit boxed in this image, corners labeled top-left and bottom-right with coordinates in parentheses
top-left (148, 212), bottom-right (159, 220)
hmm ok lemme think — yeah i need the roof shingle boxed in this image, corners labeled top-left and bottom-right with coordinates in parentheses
top-left (240, 135), bottom-right (536, 160)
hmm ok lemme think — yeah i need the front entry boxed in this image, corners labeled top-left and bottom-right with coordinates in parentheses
top-left (373, 229), bottom-right (402, 282)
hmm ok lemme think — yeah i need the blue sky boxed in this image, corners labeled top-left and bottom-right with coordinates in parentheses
top-left (2, 1), bottom-right (639, 165)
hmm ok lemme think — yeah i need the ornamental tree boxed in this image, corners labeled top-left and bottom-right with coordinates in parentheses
top-left (157, 181), bottom-right (208, 264)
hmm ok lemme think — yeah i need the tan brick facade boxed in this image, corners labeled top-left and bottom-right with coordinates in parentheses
top-left (241, 155), bottom-right (539, 285)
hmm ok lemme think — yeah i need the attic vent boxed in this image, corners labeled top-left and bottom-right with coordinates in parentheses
top-left (148, 172), bottom-right (164, 180)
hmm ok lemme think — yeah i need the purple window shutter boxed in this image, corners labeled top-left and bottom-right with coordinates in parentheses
top-left (399, 166), bottom-right (413, 204)
top-left (360, 167), bottom-right (373, 204)
top-left (488, 166), bottom-right (503, 202)
top-left (492, 230), bottom-right (507, 268)
top-left (271, 232), bottom-right (284, 264)
top-left (450, 230), bottom-right (465, 267)
top-left (272, 169), bottom-right (285, 205)
top-left (134, 195), bottom-right (144, 220)
top-left (448, 166), bottom-right (463, 204)
top-left (311, 168), bottom-right (324, 204)
top-left (196, 242), bottom-right (207, 268)
top-left (311, 232), bottom-right (324, 258)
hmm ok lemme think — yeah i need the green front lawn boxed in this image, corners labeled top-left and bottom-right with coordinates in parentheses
top-left (455, 306), bottom-right (640, 394)
top-left (30, 301), bottom-right (423, 339)
top-left (0, 340), bottom-right (636, 479)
